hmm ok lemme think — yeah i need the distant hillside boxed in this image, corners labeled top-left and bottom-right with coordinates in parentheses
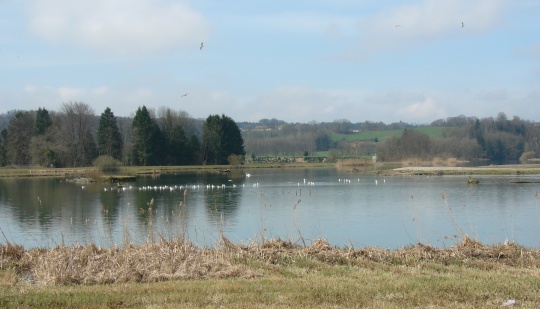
top-left (331, 127), bottom-right (451, 142)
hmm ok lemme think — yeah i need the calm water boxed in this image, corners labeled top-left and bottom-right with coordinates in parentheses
top-left (1, 168), bottom-right (540, 249)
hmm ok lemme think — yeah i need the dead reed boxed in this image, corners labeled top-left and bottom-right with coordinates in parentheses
top-left (2, 236), bottom-right (539, 287)
top-left (335, 158), bottom-right (372, 168)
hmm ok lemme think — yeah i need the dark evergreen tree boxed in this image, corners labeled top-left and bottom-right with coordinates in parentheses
top-left (0, 129), bottom-right (8, 166)
top-left (202, 114), bottom-right (245, 165)
top-left (83, 129), bottom-right (98, 164)
top-left (187, 134), bottom-right (201, 165)
top-left (472, 119), bottom-right (485, 149)
top-left (132, 106), bottom-right (162, 166)
top-left (166, 125), bottom-right (188, 165)
top-left (315, 133), bottom-right (331, 151)
top-left (34, 107), bottom-right (52, 135)
top-left (97, 107), bottom-right (123, 160)
top-left (202, 115), bottom-right (222, 164)
top-left (221, 115), bottom-right (246, 159)
top-left (6, 111), bottom-right (34, 165)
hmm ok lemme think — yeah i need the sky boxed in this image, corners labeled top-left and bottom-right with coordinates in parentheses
top-left (0, 0), bottom-right (539, 124)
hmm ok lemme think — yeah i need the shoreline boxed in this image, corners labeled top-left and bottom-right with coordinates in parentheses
top-left (3, 162), bottom-right (540, 179)
top-left (385, 164), bottom-right (540, 176)
top-left (2, 236), bottom-right (539, 285)
top-left (0, 163), bottom-right (334, 178)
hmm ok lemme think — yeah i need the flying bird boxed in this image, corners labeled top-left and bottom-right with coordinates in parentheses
top-left (395, 24), bottom-right (401, 28)
top-left (200, 42), bottom-right (204, 50)
top-left (462, 22), bottom-right (464, 28)
top-left (181, 93), bottom-right (188, 97)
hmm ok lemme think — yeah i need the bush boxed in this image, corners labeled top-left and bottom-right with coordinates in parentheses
top-left (93, 155), bottom-right (122, 172)
top-left (519, 151), bottom-right (536, 162)
top-left (228, 154), bottom-right (244, 166)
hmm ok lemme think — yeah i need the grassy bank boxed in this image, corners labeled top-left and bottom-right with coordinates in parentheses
top-left (1, 237), bottom-right (540, 308)
top-left (4, 161), bottom-right (540, 180)
top-left (0, 162), bottom-right (337, 179)
top-left (386, 164), bottom-right (540, 176)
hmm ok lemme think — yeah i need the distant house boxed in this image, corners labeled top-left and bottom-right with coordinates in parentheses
top-left (254, 126), bottom-right (270, 131)
top-left (241, 125), bottom-right (271, 131)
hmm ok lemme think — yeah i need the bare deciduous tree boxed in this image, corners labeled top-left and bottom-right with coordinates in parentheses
top-left (59, 102), bottom-right (97, 167)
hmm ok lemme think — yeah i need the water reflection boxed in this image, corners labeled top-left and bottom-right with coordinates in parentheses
top-left (1, 170), bottom-right (540, 249)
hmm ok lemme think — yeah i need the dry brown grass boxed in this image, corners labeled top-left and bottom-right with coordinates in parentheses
top-left (2, 238), bottom-right (540, 308)
top-left (335, 158), bottom-right (373, 172)
top-left (239, 236), bottom-right (540, 269)
top-left (432, 156), bottom-right (459, 166)
top-left (401, 157), bottom-right (460, 167)
top-left (2, 236), bottom-right (539, 287)
top-left (11, 240), bottom-right (258, 286)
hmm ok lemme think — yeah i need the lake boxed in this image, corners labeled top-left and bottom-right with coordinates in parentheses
top-left (1, 168), bottom-right (540, 249)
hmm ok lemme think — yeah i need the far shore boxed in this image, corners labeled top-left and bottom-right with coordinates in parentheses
top-left (2, 161), bottom-right (540, 180)
top-left (386, 164), bottom-right (540, 176)
top-left (0, 163), bottom-right (333, 179)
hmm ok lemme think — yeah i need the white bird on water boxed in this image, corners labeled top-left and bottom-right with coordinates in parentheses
top-left (375, 179), bottom-right (378, 185)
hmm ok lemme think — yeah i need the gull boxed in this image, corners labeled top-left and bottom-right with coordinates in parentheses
top-left (395, 24), bottom-right (400, 28)
top-left (461, 22), bottom-right (464, 28)
top-left (181, 93), bottom-right (188, 97)
top-left (200, 42), bottom-right (204, 50)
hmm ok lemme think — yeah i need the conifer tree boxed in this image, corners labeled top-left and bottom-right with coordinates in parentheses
top-left (97, 107), bottom-right (123, 160)
top-left (34, 107), bottom-right (52, 135)
top-left (202, 114), bottom-right (245, 165)
top-left (6, 111), bottom-right (34, 165)
top-left (132, 106), bottom-right (162, 166)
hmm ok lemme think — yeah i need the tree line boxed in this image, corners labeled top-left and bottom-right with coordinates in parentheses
top-left (238, 113), bottom-right (540, 162)
top-left (0, 103), bottom-right (245, 168)
top-left (1, 107), bottom-right (539, 166)
top-left (376, 113), bottom-right (540, 162)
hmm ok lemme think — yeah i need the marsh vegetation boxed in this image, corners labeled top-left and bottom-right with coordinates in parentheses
top-left (1, 236), bottom-right (540, 308)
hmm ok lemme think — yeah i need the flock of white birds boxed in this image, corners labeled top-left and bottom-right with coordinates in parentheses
top-left (93, 175), bottom-right (386, 192)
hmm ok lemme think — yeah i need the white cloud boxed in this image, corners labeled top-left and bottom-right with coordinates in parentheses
top-left (244, 11), bottom-right (357, 38)
top-left (58, 86), bottom-right (85, 101)
top-left (396, 97), bottom-right (446, 122)
top-left (24, 85), bottom-right (37, 93)
top-left (25, 0), bottom-right (210, 55)
top-left (93, 86), bottom-right (109, 96)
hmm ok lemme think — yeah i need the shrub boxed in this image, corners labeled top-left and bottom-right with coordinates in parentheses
top-left (519, 151), bottom-right (535, 162)
top-left (228, 154), bottom-right (244, 166)
top-left (93, 155), bottom-right (122, 172)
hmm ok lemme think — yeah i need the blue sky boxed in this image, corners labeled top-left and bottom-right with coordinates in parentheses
top-left (0, 0), bottom-right (539, 124)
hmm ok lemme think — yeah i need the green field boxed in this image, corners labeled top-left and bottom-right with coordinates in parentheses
top-left (332, 127), bottom-right (451, 142)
